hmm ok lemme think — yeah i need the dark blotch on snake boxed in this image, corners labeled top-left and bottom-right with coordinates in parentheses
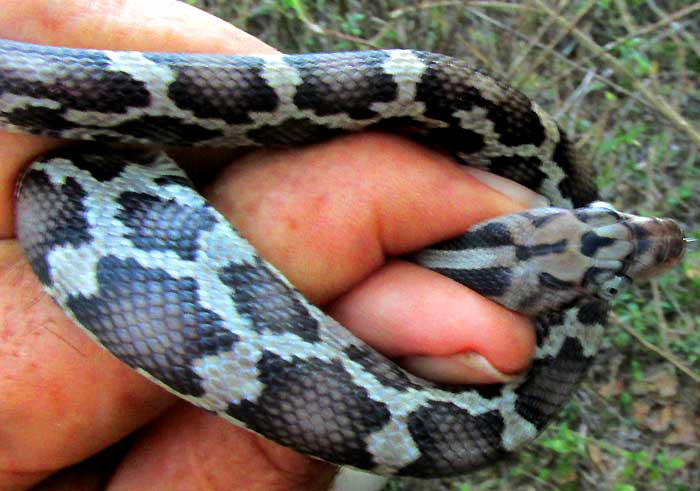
top-left (533, 310), bottom-right (565, 347)
top-left (16, 170), bottom-right (91, 285)
top-left (345, 345), bottom-right (420, 392)
top-left (47, 144), bottom-right (136, 181)
top-left (227, 352), bottom-right (390, 470)
top-left (522, 210), bottom-right (565, 228)
top-left (288, 51), bottom-right (396, 120)
top-left (514, 336), bottom-right (591, 431)
top-left (488, 155), bottom-right (548, 194)
top-left (0, 41), bottom-right (150, 114)
top-left (154, 174), bottom-right (192, 187)
top-left (414, 52), bottom-right (491, 156)
top-left (574, 206), bottom-right (620, 224)
top-left (487, 97), bottom-right (545, 148)
top-left (219, 258), bottom-right (321, 343)
top-left (66, 256), bottom-right (238, 397)
top-left (538, 272), bottom-right (576, 290)
top-left (515, 239), bottom-right (568, 261)
top-left (247, 117), bottom-right (345, 146)
top-left (427, 126), bottom-right (487, 156)
top-left (415, 51), bottom-right (545, 148)
top-left (628, 222), bottom-right (652, 255)
top-left (552, 133), bottom-right (600, 207)
top-left (146, 52), bottom-right (279, 124)
top-left (429, 222), bottom-right (513, 250)
top-left (415, 51), bottom-right (491, 122)
top-left (110, 115), bottom-right (224, 145)
top-left (429, 267), bottom-right (511, 297)
top-left (580, 231), bottom-right (616, 257)
top-left (576, 297), bottom-right (609, 325)
top-left (116, 192), bottom-right (219, 261)
top-left (400, 402), bottom-right (507, 477)
top-left (581, 266), bottom-right (616, 293)
top-left (2, 106), bottom-right (84, 136)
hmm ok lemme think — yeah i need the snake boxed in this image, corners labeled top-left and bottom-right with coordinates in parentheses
top-left (1, 39), bottom-right (686, 478)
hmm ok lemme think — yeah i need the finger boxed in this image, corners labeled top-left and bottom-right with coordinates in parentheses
top-left (328, 261), bottom-right (532, 382)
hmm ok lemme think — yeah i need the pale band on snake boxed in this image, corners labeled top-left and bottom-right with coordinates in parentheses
top-left (0, 39), bottom-right (686, 477)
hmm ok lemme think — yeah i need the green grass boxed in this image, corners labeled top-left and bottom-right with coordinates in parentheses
top-left (189, 1), bottom-right (700, 489)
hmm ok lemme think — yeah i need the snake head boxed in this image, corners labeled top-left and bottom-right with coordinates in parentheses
top-left (576, 202), bottom-right (685, 293)
top-left (415, 201), bottom-right (685, 315)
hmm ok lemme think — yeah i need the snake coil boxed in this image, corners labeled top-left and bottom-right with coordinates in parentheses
top-left (1, 40), bottom-right (685, 477)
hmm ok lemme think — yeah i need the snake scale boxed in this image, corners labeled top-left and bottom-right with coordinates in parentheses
top-left (0, 39), bottom-right (685, 477)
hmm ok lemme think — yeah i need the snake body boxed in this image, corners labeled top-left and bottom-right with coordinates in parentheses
top-left (1, 40), bottom-right (685, 477)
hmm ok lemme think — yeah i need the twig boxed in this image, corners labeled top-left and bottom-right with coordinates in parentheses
top-left (388, 0), bottom-right (470, 19)
top-left (286, 0), bottom-right (379, 48)
top-left (614, 0), bottom-right (639, 33)
top-left (576, 93), bottom-right (614, 150)
top-left (605, 2), bottom-right (700, 59)
top-left (554, 69), bottom-right (596, 121)
top-left (517, 0), bottom-right (597, 83)
top-left (650, 279), bottom-right (670, 351)
top-left (642, 146), bottom-right (662, 208)
top-left (532, 0), bottom-right (700, 147)
top-left (467, 8), bottom-right (640, 103)
top-left (556, 1), bottom-right (700, 109)
top-left (506, 2), bottom-right (562, 79)
top-left (611, 315), bottom-right (700, 383)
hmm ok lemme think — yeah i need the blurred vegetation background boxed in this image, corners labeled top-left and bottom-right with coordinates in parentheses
top-left (188, 1), bottom-right (699, 490)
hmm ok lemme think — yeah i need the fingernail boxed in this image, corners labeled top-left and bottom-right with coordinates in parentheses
top-left (462, 167), bottom-right (550, 208)
top-left (400, 352), bottom-right (524, 384)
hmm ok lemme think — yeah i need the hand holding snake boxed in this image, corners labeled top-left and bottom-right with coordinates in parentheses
top-left (0, 1), bottom-right (685, 489)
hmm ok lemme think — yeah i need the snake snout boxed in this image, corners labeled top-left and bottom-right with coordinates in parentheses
top-left (624, 216), bottom-right (685, 282)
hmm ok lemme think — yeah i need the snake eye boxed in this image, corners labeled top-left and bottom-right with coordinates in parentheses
top-left (600, 275), bottom-right (630, 300)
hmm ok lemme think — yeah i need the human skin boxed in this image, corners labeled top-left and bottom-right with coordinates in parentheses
top-left (0, 1), bottom-right (538, 490)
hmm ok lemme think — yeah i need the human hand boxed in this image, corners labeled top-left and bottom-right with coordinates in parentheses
top-left (0, 1), bottom-right (538, 490)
